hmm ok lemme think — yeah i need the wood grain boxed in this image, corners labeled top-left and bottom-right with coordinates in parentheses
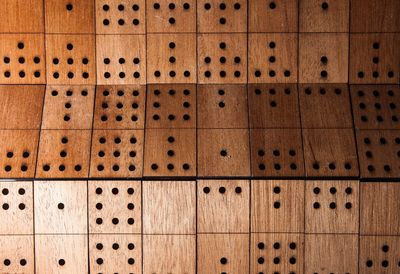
top-left (0, 235), bottom-right (34, 274)
top-left (0, 0), bottom-right (44, 33)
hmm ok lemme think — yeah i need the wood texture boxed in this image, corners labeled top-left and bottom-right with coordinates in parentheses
top-left (0, 235), bottom-right (34, 274)
top-left (0, 0), bottom-right (44, 33)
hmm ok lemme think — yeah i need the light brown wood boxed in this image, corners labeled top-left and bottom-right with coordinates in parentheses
top-left (0, 235), bottom-right (34, 273)
top-left (0, 0), bottom-right (44, 33)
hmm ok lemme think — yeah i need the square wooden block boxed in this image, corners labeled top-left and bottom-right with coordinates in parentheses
top-left (361, 183), bottom-right (400, 235)
top-left (251, 180), bottom-right (305, 233)
top-left (303, 129), bottom-right (359, 177)
top-left (250, 129), bottom-right (305, 177)
top-left (89, 181), bottom-right (141, 234)
top-left (198, 129), bottom-right (250, 177)
top-left (93, 85), bottom-right (146, 129)
top-left (0, 34), bottom-right (46, 84)
top-left (198, 33), bottom-right (247, 84)
top-left (146, 84), bottom-right (196, 129)
top-left (147, 34), bottom-right (196, 83)
top-left (34, 180), bottom-right (87, 234)
top-left (143, 129), bottom-right (196, 177)
top-left (0, 0), bottom-right (44, 33)
top-left (0, 236), bottom-right (34, 273)
top-left (0, 130), bottom-right (39, 179)
top-left (143, 181), bottom-right (196, 234)
top-left (96, 35), bottom-right (146, 84)
top-left (0, 181), bottom-right (33, 235)
top-left (46, 34), bottom-right (96, 85)
top-left (249, 33), bottom-right (298, 83)
top-left (299, 33), bottom-right (349, 83)
top-left (197, 180), bottom-right (249, 233)
top-left (36, 130), bottom-right (91, 178)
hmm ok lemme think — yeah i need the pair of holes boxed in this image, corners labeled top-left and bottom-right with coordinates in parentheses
top-left (254, 88), bottom-right (292, 96)
top-left (2, 259), bottom-right (27, 267)
top-left (2, 202), bottom-right (26, 210)
top-left (96, 257), bottom-right (135, 265)
top-left (1, 188), bottom-right (25, 195)
top-left (202, 186), bottom-right (242, 194)
top-left (96, 202), bottom-right (134, 211)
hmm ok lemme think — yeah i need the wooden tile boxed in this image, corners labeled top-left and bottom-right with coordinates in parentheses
top-left (146, 84), bottom-right (196, 129)
top-left (46, 34), bottom-right (96, 85)
top-left (36, 130), bottom-right (91, 178)
top-left (45, 0), bottom-right (95, 34)
top-left (251, 180), bottom-right (305, 233)
top-left (250, 129), bottom-right (305, 177)
top-left (35, 235), bottom-right (88, 274)
top-left (143, 235), bottom-right (196, 274)
top-left (349, 34), bottom-right (400, 84)
top-left (299, 84), bottom-right (353, 129)
top-left (249, 0), bottom-right (298, 32)
top-left (360, 182), bottom-right (400, 235)
top-left (197, 234), bottom-right (249, 274)
top-left (143, 129), bottom-right (196, 177)
top-left (34, 180), bottom-right (87, 234)
top-left (90, 130), bottom-right (144, 178)
top-left (305, 234), bottom-right (358, 274)
top-left (0, 34), bottom-right (46, 84)
top-left (146, 0), bottom-right (196, 33)
top-left (197, 129), bottom-right (250, 177)
top-left (42, 86), bottom-right (95, 130)
top-left (351, 85), bottom-right (400, 130)
top-left (197, 180), bottom-right (249, 233)
top-left (356, 130), bottom-right (400, 179)
top-left (0, 181), bottom-right (33, 235)
top-left (93, 85), bottom-right (145, 130)
top-left (0, 236), bottom-right (34, 273)
top-left (89, 234), bottom-right (142, 273)
top-left (299, 0), bottom-right (349, 32)
top-left (0, 0), bottom-right (44, 33)
top-left (251, 233), bottom-right (304, 274)
top-left (248, 33), bottom-right (298, 83)
top-left (198, 33), bottom-right (247, 84)
top-left (143, 181), bottom-right (195, 234)
top-left (96, 35), bottom-right (146, 85)
top-left (248, 84), bottom-right (300, 129)
top-left (89, 180), bottom-right (141, 233)
top-left (0, 130), bottom-right (39, 179)
top-left (303, 129), bottom-right (359, 177)
top-left (299, 33), bottom-right (349, 83)
top-left (147, 34), bottom-right (196, 84)
top-left (96, 0), bottom-right (146, 34)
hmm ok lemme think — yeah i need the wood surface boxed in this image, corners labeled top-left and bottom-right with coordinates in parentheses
top-left (0, 0), bottom-right (44, 33)
top-left (0, 235), bottom-right (34, 274)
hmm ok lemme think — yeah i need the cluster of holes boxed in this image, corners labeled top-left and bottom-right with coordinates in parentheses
top-left (257, 149), bottom-right (298, 171)
top-left (304, 87), bottom-right (342, 96)
top-left (102, 57), bottom-right (141, 79)
top-left (272, 186), bottom-right (283, 209)
top-left (52, 43), bottom-right (90, 80)
top-left (203, 2), bottom-right (242, 26)
top-left (2, 42), bottom-right (41, 79)
top-left (102, 4), bottom-right (141, 26)
top-left (153, 2), bottom-right (191, 25)
top-left (153, 42), bottom-right (191, 78)
top-left (95, 241), bottom-right (136, 266)
top-left (356, 89), bottom-right (398, 124)
top-left (357, 42), bottom-right (395, 79)
top-left (256, 240), bottom-right (298, 268)
top-left (363, 136), bottom-right (400, 173)
top-left (151, 89), bottom-right (191, 122)
top-left (51, 89), bottom-right (88, 122)
top-left (2, 258), bottom-right (28, 267)
top-left (202, 186), bottom-right (242, 194)
top-left (203, 42), bottom-right (242, 79)
top-left (365, 244), bottom-right (400, 269)
top-left (254, 41), bottom-right (291, 78)
top-left (1, 188), bottom-right (27, 211)
top-left (312, 186), bottom-right (353, 210)
top-left (215, 89), bottom-right (227, 108)
top-left (99, 89), bottom-right (140, 123)
top-left (312, 161), bottom-right (352, 172)
top-left (42, 137), bottom-right (82, 173)
top-left (3, 150), bottom-right (31, 173)
top-left (254, 87), bottom-right (292, 97)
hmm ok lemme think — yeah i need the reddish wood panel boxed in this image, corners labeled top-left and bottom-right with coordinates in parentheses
top-left (0, 0), bottom-right (44, 33)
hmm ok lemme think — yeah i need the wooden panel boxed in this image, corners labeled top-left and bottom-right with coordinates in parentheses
top-left (299, 33), bottom-right (348, 83)
top-left (42, 86), bottom-right (95, 130)
top-left (299, 84), bottom-right (353, 129)
top-left (146, 0), bottom-right (196, 33)
top-left (35, 235), bottom-right (88, 274)
top-left (303, 129), bottom-right (359, 177)
top-left (349, 34), bottom-right (400, 84)
top-left (248, 84), bottom-right (300, 129)
top-left (143, 181), bottom-right (195, 234)
top-left (250, 129), bottom-right (305, 177)
top-left (305, 234), bottom-right (358, 274)
top-left (198, 33), bottom-right (247, 84)
top-left (45, 0), bottom-right (95, 33)
top-left (0, 236), bottom-right (34, 274)
top-left (96, 0), bottom-right (146, 34)
top-left (197, 0), bottom-right (247, 33)
top-left (146, 84), bottom-right (196, 129)
top-left (248, 33), bottom-right (298, 83)
top-left (197, 84), bottom-right (248, 129)
top-left (251, 180), bottom-right (304, 233)
top-left (143, 129), bottom-right (196, 177)
top-left (36, 130), bottom-right (91, 178)
top-left (0, 130), bottom-right (39, 179)
top-left (249, 0), bottom-right (298, 32)
top-left (251, 233), bottom-right (304, 274)
top-left (143, 235), bottom-right (196, 274)
top-left (197, 234), bottom-right (249, 274)
top-left (0, 34), bottom-right (46, 84)
top-left (0, 181), bottom-right (33, 235)
top-left (147, 34), bottom-right (196, 84)
top-left (34, 180), bottom-right (87, 234)
top-left (197, 129), bottom-right (250, 177)
top-left (360, 182), bottom-right (400, 235)
top-left (46, 34), bottom-right (96, 85)
top-left (96, 35), bottom-right (146, 85)
top-left (89, 234), bottom-right (142, 274)
top-left (0, 0), bottom-right (44, 33)
top-left (197, 180), bottom-right (249, 233)
top-left (356, 130), bottom-right (400, 179)
top-left (93, 85), bottom-right (145, 129)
